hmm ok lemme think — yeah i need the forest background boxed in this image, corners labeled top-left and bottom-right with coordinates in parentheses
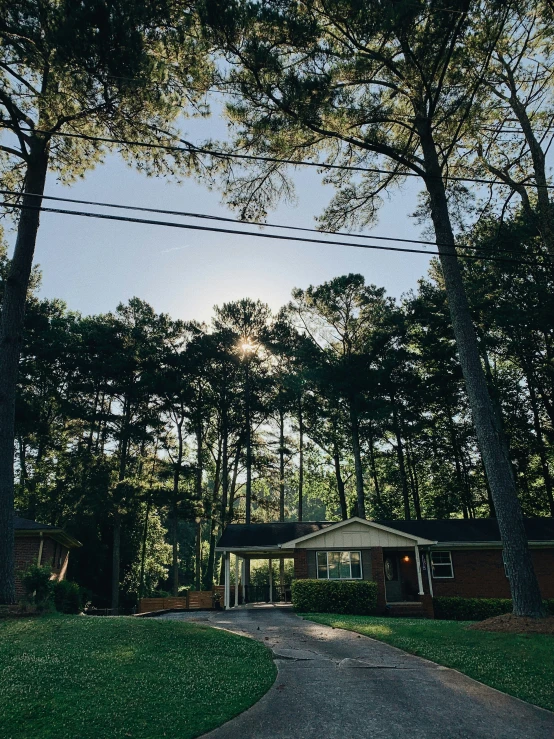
top-left (2, 0), bottom-right (554, 611)
top-left (6, 203), bottom-right (554, 607)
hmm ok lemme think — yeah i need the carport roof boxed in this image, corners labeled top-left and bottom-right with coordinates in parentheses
top-left (218, 522), bottom-right (332, 549)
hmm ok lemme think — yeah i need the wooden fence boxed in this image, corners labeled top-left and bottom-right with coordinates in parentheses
top-left (138, 587), bottom-right (225, 614)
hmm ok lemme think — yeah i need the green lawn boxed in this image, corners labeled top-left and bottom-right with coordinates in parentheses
top-left (0, 615), bottom-right (276, 739)
top-left (301, 613), bottom-right (554, 712)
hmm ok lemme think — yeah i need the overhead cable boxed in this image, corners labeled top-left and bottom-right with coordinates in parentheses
top-left (0, 189), bottom-right (535, 258)
top-left (0, 199), bottom-right (547, 266)
top-left (10, 127), bottom-right (553, 190)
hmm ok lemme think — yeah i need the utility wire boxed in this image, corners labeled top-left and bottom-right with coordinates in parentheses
top-left (11, 126), bottom-right (553, 190)
top-left (0, 199), bottom-right (546, 266)
top-left (0, 189), bottom-right (536, 258)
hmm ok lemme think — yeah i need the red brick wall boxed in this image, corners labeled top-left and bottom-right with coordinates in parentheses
top-left (431, 548), bottom-right (554, 599)
top-left (293, 550), bottom-right (308, 579)
top-left (14, 536), bottom-right (70, 600)
top-left (371, 547), bottom-right (387, 613)
top-left (14, 537), bottom-right (41, 598)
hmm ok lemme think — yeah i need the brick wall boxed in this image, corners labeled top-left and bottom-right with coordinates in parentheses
top-left (291, 545), bottom-right (554, 603)
top-left (293, 550), bottom-right (308, 579)
top-left (14, 537), bottom-right (41, 598)
top-left (371, 547), bottom-right (387, 613)
top-left (431, 548), bottom-right (554, 599)
top-left (14, 536), bottom-right (70, 600)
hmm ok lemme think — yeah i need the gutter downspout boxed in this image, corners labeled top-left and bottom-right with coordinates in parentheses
top-left (37, 532), bottom-right (44, 566)
top-left (426, 552), bottom-right (434, 597)
top-left (414, 544), bottom-right (424, 595)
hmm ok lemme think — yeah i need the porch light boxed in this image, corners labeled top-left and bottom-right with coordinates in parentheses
top-left (403, 556), bottom-right (410, 562)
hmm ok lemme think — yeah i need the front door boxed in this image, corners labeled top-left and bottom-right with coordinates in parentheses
top-left (384, 555), bottom-right (403, 602)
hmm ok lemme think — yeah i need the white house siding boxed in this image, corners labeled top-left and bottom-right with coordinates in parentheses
top-left (294, 521), bottom-right (417, 549)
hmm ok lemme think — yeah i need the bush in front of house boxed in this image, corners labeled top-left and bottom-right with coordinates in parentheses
top-left (20, 563), bottom-right (54, 611)
top-left (54, 580), bottom-right (83, 614)
top-left (433, 596), bottom-right (554, 620)
top-left (291, 579), bottom-right (378, 615)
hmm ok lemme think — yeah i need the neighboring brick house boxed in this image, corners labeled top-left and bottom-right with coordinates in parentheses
top-left (216, 517), bottom-right (554, 617)
top-left (14, 516), bottom-right (81, 599)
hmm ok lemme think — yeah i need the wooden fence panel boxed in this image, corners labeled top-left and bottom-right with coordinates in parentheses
top-left (187, 591), bottom-right (214, 609)
top-left (138, 597), bottom-right (188, 614)
top-left (163, 597), bottom-right (188, 610)
top-left (138, 590), bottom-right (225, 614)
top-left (138, 599), bottom-right (165, 614)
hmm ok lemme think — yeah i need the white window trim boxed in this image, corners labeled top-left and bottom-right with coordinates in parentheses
top-left (316, 551), bottom-right (363, 580)
top-left (431, 550), bottom-right (454, 579)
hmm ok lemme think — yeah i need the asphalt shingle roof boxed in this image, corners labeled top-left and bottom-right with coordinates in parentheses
top-left (217, 518), bottom-right (554, 548)
top-left (14, 516), bottom-right (60, 531)
top-left (217, 522), bottom-right (332, 548)
top-left (376, 518), bottom-right (554, 542)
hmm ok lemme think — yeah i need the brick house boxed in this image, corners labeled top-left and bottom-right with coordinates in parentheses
top-left (216, 517), bottom-right (554, 617)
top-left (14, 516), bottom-right (82, 599)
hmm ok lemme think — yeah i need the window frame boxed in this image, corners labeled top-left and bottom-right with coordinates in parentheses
top-left (316, 550), bottom-right (363, 580)
top-left (430, 550), bottom-right (454, 579)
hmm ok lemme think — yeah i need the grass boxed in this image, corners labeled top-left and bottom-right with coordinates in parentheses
top-left (300, 613), bottom-right (554, 712)
top-left (0, 614), bottom-right (276, 739)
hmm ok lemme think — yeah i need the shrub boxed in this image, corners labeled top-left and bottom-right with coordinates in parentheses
top-left (433, 596), bottom-right (554, 621)
top-left (54, 580), bottom-right (82, 614)
top-left (291, 579), bottom-right (378, 615)
top-left (20, 564), bottom-right (54, 611)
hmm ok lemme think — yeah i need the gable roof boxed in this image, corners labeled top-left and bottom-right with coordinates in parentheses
top-left (14, 516), bottom-right (82, 548)
top-left (216, 517), bottom-right (554, 550)
top-left (280, 517), bottom-right (436, 547)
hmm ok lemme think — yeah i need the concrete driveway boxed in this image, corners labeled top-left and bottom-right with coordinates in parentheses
top-left (158, 605), bottom-right (554, 739)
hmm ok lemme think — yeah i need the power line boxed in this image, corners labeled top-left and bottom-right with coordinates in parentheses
top-left (0, 199), bottom-right (546, 266)
top-left (12, 126), bottom-right (553, 190)
top-left (0, 189), bottom-right (535, 258)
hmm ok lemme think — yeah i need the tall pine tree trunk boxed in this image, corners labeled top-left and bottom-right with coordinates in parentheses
top-left (298, 400), bottom-right (304, 522)
top-left (279, 407), bottom-right (285, 521)
top-left (391, 400), bottom-right (411, 520)
top-left (348, 399), bottom-right (366, 518)
top-left (367, 423), bottom-right (382, 509)
top-left (112, 396), bottom-right (131, 610)
top-left (332, 438), bottom-right (348, 520)
top-left (0, 146), bottom-right (49, 604)
top-left (419, 125), bottom-right (544, 616)
top-left (526, 375), bottom-right (554, 516)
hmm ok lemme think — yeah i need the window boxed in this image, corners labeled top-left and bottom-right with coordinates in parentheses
top-left (431, 551), bottom-right (454, 579)
top-left (316, 551), bottom-right (362, 580)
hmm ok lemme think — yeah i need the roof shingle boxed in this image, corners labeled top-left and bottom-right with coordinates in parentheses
top-left (216, 518), bottom-right (554, 548)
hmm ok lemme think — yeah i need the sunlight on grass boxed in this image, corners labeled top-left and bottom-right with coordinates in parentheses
top-left (0, 615), bottom-right (276, 739)
top-left (301, 613), bottom-right (554, 712)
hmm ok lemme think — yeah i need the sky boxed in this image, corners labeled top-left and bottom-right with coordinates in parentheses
top-left (5, 101), bottom-right (434, 324)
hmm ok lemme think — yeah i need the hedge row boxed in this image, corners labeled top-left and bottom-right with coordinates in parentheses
top-left (291, 579), bottom-right (378, 615)
top-left (433, 596), bottom-right (554, 621)
top-left (19, 564), bottom-right (83, 614)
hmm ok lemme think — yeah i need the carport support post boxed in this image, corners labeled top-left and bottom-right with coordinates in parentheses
top-left (269, 558), bottom-right (273, 603)
top-left (415, 544), bottom-right (424, 595)
top-left (235, 555), bottom-right (239, 608)
top-left (224, 551), bottom-right (231, 610)
top-left (241, 558), bottom-right (246, 603)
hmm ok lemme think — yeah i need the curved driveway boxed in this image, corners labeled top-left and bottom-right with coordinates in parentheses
top-left (158, 605), bottom-right (554, 739)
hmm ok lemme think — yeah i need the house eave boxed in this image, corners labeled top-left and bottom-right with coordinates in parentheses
top-left (15, 528), bottom-right (82, 548)
top-left (426, 540), bottom-right (554, 550)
